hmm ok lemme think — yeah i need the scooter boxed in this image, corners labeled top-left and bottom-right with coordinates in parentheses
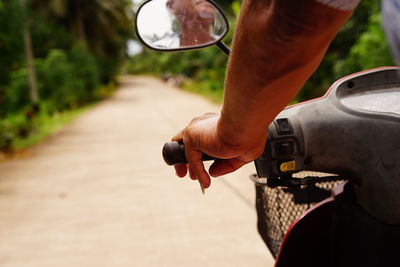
top-left (135, 1), bottom-right (400, 266)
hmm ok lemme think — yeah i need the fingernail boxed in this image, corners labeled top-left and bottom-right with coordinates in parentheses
top-left (200, 183), bottom-right (205, 195)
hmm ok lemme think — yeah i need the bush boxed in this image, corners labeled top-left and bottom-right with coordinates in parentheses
top-left (0, 112), bottom-right (29, 151)
top-left (6, 46), bottom-right (103, 114)
top-left (0, 121), bottom-right (15, 151)
top-left (7, 68), bottom-right (31, 113)
top-left (299, 0), bottom-right (394, 101)
top-left (68, 43), bottom-right (100, 96)
top-left (335, 13), bottom-right (395, 76)
top-left (39, 49), bottom-right (83, 110)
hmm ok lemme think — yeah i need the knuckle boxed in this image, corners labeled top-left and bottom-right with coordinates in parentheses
top-left (183, 129), bottom-right (201, 150)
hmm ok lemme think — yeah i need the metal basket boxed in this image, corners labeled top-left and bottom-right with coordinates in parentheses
top-left (251, 172), bottom-right (346, 258)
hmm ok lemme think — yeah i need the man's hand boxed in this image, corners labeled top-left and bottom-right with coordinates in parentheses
top-left (172, 112), bottom-right (266, 188)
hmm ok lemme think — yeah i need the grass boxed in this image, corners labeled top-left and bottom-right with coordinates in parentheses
top-left (11, 105), bottom-right (93, 151)
top-left (2, 82), bottom-right (117, 153)
top-left (182, 79), bottom-right (224, 104)
top-left (181, 78), bottom-right (301, 106)
top-left (180, 78), bottom-right (300, 106)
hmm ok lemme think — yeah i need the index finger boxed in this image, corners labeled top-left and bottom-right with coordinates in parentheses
top-left (172, 130), bottom-right (184, 142)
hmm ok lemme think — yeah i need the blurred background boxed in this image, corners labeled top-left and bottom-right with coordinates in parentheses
top-left (0, 0), bottom-right (394, 154)
top-left (0, 0), bottom-right (396, 266)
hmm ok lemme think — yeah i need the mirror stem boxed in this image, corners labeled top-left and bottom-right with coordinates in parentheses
top-left (217, 41), bottom-right (230, 56)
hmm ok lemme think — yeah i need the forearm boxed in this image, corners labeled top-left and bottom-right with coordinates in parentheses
top-left (218, 0), bottom-right (355, 147)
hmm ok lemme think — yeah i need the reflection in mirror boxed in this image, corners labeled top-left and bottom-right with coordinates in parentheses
top-left (136, 0), bottom-right (228, 50)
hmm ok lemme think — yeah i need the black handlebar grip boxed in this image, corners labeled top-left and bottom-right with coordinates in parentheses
top-left (162, 141), bottom-right (217, 166)
top-left (162, 141), bottom-right (187, 165)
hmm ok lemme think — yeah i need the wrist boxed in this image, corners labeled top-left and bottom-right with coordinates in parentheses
top-left (216, 111), bottom-right (268, 150)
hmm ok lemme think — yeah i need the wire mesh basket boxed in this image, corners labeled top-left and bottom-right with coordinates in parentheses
top-left (251, 172), bottom-right (346, 258)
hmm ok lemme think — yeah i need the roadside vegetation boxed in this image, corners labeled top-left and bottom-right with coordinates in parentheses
top-left (126, 0), bottom-right (394, 103)
top-left (0, 0), bottom-right (394, 153)
top-left (0, 0), bottom-right (133, 152)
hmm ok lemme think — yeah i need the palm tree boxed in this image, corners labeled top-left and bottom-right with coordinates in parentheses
top-left (32, 0), bottom-right (133, 58)
top-left (19, 0), bottom-right (39, 104)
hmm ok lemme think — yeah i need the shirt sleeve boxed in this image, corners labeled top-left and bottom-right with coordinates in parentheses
top-left (315, 0), bottom-right (361, 11)
top-left (381, 0), bottom-right (400, 65)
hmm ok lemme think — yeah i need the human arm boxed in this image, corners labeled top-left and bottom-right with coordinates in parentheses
top-left (173, 0), bottom-right (358, 188)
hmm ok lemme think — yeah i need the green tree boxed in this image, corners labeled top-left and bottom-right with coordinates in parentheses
top-left (297, 0), bottom-right (393, 101)
top-left (0, 0), bottom-right (24, 87)
top-left (18, 0), bottom-right (40, 104)
top-left (335, 9), bottom-right (395, 76)
top-left (32, 0), bottom-right (133, 59)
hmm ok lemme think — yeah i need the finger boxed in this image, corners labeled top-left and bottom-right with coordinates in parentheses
top-left (186, 148), bottom-right (211, 188)
top-left (174, 164), bottom-right (187, 177)
top-left (209, 158), bottom-right (247, 177)
top-left (172, 129), bottom-right (184, 142)
top-left (188, 165), bottom-right (197, 180)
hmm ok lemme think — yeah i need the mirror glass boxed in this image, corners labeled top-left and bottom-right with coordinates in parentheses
top-left (136, 0), bottom-right (228, 50)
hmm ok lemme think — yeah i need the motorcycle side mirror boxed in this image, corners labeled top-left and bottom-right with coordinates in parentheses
top-left (135, 0), bottom-right (230, 53)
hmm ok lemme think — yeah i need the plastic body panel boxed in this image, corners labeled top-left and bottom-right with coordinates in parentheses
top-left (255, 67), bottom-right (400, 224)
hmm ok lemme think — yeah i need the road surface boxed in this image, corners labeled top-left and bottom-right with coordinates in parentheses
top-left (0, 76), bottom-right (274, 267)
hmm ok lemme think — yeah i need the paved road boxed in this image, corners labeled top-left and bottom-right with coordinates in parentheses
top-left (0, 76), bottom-right (274, 267)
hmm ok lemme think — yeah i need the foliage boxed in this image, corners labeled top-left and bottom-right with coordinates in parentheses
top-left (0, 0), bottom-right (133, 151)
top-left (298, 0), bottom-right (394, 100)
top-left (31, 0), bottom-right (134, 72)
top-left (125, 0), bottom-right (238, 102)
top-left (5, 47), bottom-right (100, 114)
top-left (68, 44), bottom-right (100, 99)
top-left (128, 0), bottom-right (395, 104)
top-left (334, 12), bottom-right (395, 76)
top-left (0, 103), bottom-right (92, 152)
top-left (0, 113), bottom-right (27, 151)
top-left (39, 50), bottom-right (82, 110)
top-left (0, 0), bottom-right (131, 129)
top-left (0, 0), bottom-right (24, 86)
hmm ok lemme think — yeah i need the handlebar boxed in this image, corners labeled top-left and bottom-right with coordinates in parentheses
top-left (162, 141), bottom-right (216, 165)
top-left (162, 68), bottom-right (400, 225)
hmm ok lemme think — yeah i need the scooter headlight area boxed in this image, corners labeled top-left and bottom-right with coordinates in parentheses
top-left (254, 67), bottom-right (400, 261)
